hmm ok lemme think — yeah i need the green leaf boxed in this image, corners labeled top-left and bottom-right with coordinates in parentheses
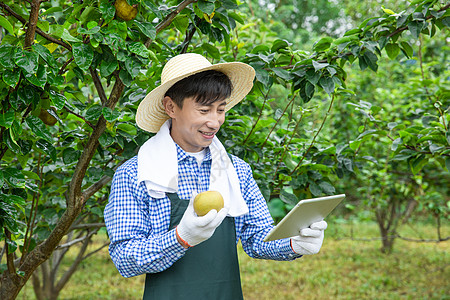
top-left (72, 43), bottom-right (94, 72)
top-left (25, 64), bottom-right (47, 87)
top-left (2, 69), bottom-right (20, 87)
top-left (313, 36), bottom-right (333, 52)
top-left (271, 39), bottom-right (291, 52)
top-left (117, 123), bottom-right (137, 135)
top-left (173, 15), bottom-right (190, 34)
top-left (408, 20), bottom-right (423, 39)
top-left (344, 28), bottom-right (362, 36)
top-left (446, 158), bottom-right (450, 172)
top-left (99, 0), bottom-right (116, 23)
top-left (312, 61), bottom-right (329, 71)
top-left (272, 67), bottom-right (292, 80)
top-left (26, 116), bottom-right (53, 142)
top-left (202, 43), bottom-right (220, 59)
top-left (3, 168), bottom-right (26, 188)
top-left (102, 107), bottom-right (121, 122)
top-left (309, 182), bottom-right (322, 196)
top-left (62, 148), bottom-right (80, 164)
top-left (40, 6), bottom-right (63, 16)
top-left (119, 68), bottom-right (133, 87)
top-left (99, 132), bottom-right (114, 147)
top-left (318, 181), bottom-right (336, 195)
top-left (0, 15), bottom-right (14, 36)
top-left (124, 57), bottom-right (141, 77)
top-left (35, 139), bottom-right (57, 161)
top-left (49, 90), bottom-right (66, 110)
top-left (400, 41), bottom-right (414, 58)
top-left (254, 67), bottom-right (270, 86)
top-left (3, 129), bottom-right (20, 154)
top-left (134, 20), bottom-right (156, 40)
top-left (14, 49), bottom-right (39, 74)
top-left (22, 170), bottom-right (41, 181)
top-left (100, 59), bottom-right (118, 77)
top-left (306, 69), bottom-right (320, 84)
top-left (61, 28), bottom-right (82, 42)
top-left (331, 35), bottom-right (358, 47)
top-left (363, 51), bottom-right (378, 72)
top-left (85, 105), bottom-right (103, 121)
top-left (0, 110), bottom-right (15, 128)
top-left (280, 190), bottom-right (298, 206)
top-left (32, 44), bottom-right (57, 68)
top-left (409, 154), bottom-right (428, 175)
top-left (127, 42), bottom-right (149, 58)
top-left (0, 45), bottom-right (17, 69)
top-left (77, 26), bottom-right (101, 35)
top-left (198, 0), bottom-right (215, 14)
top-left (385, 43), bottom-right (400, 60)
top-left (319, 76), bottom-right (335, 95)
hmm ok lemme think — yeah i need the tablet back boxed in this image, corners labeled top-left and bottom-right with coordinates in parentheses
top-left (263, 194), bottom-right (345, 242)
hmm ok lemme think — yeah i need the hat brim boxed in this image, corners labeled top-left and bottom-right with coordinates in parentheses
top-left (136, 62), bottom-right (255, 133)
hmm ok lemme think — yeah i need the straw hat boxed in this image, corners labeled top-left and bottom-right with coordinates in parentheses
top-left (136, 53), bottom-right (256, 133)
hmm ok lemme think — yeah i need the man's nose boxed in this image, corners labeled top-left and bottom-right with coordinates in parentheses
top-left (206, 112), bottom-right (223, 129)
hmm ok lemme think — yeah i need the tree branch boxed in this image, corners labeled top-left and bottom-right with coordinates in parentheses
top-left (82, 161), bottom-right (123, 200)
top-left (89, 67), bottom-right (108, 105)
top-left (290, 92), bottom-right (336, 175)
top-left (54, 233), bottom-right (92, 292)
top-left (261, 92), bottom-right (298, 149)
top-left (54, 231), bottom-right (95, 250)
top-left (243, 85), bottom-right (272, 144)
top-left (4, 229), bottom-right (16, 275)
top-left (63, 105), bottom-right (95, 129)
top-left (24, 0), bottom-right (41, 48)
top-left (59, 57), bottom-right (74, 75)
top-left (0, 2), bottom-right (71, 51)
top-left (144, 0), bottom-right (196, 48)
top-left (180, 21), bottom-right (199, 54)
top-left (82, 242), bottom-right (109, 260)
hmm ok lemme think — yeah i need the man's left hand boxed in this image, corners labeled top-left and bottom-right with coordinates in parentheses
top-left (290, 220), bottom-right (327, 255)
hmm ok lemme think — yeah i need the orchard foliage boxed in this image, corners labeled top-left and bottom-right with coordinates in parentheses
top-left (0, 0), bottom-right (448, 298)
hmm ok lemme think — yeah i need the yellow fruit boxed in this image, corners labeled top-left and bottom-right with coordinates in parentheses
top-left (38, 109), bottom-right (57, 126)
top-left (193, 191), bottom-right (224, 216)
top-left (114, 0), bottom-right (138, 21)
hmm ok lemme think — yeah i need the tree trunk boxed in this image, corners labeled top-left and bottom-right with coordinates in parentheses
top-left (378, 225), bottom-right (395, 254)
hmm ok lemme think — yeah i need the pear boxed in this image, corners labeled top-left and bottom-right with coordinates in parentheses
top-left (114, 0), bottom-right (138, 21)
top-left (193, 191), bottom-right (224, 216)
top-left (38, 109), bottom-right (57, 126)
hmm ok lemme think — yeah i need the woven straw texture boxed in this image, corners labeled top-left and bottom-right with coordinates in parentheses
top-left (136, 53), bottom-right (255, 133)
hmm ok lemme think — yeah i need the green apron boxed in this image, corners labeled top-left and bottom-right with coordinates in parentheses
top-left (143, 192), bottom-right (244, 300)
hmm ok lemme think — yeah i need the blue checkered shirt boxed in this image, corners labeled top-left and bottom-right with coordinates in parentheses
top-left (104, 144), bottom-right (301, 278)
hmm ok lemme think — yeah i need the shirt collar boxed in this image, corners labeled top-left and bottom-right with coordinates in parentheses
top-left (176, 144), bottom-right (212, 163)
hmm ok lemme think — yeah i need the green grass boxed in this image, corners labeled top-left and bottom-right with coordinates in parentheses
top-left (16, 222), bottom-right (449, 299)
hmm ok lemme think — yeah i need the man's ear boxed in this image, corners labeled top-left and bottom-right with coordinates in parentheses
top-left (163, 96), bottom-right (176, 118)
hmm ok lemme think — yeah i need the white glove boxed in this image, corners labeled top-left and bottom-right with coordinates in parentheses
top-left (290, 220), bottom-right (327, 255)
top-left (176, 195), bottom-right (229, 247)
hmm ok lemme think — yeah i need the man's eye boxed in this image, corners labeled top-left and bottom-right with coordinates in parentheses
top-left (200, 109), bottom-right (209, 113)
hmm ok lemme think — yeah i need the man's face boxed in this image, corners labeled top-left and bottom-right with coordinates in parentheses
top-left (167, 96), bottom-right (226, 152)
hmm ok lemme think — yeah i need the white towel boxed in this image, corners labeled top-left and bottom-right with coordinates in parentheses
top-left (137, 120), bottom-right (249, 217)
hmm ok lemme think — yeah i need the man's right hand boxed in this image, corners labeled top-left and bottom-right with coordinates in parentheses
top-left (176, 195), bottom-right (229, 247)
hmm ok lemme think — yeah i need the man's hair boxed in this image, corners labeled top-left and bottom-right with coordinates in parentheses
top-left (164, 70), bottom-right (233, 108)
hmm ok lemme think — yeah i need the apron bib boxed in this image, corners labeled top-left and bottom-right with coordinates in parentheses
top-left (143, 192), bottom-right (244, 300)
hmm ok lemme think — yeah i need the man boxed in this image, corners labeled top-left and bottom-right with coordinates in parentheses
top-left (104, 53), bottom-right (328, 299)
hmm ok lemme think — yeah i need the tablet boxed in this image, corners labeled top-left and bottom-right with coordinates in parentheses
top-left (263, 194), bottom-right (345, 242)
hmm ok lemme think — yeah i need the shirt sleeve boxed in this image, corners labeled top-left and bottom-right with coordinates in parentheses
top-left (233, 157), bottom-right (302, 261)
top-left (104, 159), bottom-right (188, 278)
